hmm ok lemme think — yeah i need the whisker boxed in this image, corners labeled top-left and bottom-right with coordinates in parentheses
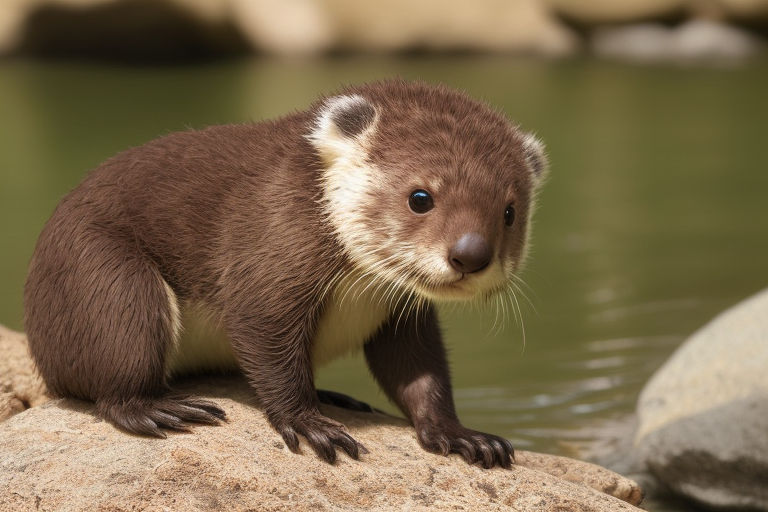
top-left (507, 283), bottom-right (526, 353)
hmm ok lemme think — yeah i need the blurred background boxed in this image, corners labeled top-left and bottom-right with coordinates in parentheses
top-left (1, 2), bottom-right (767, 511)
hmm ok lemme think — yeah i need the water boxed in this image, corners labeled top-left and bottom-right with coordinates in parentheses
top-left (2, 56), bottom-right (767, 511)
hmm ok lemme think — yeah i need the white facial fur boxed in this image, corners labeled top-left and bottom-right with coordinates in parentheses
top-left (309, 95), bottom-right (385, 273)
top-left (310, 95), bottom-right (449, 304)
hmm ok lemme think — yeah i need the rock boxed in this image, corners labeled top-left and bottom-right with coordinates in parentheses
top-left (1, 0), bottom-right (577, 58)
top-left (0, 325), bottom-right (48, 422)
top-left (3, 0), bottom-right (768, 58)
top-left (547, 0), bottom-right (768, 24)
top-left (0, 0), bottom-right (29, 53)
top-left (8, 0), bottom-right (246, 60)
top-left (635, 289), bottom-right (768, 510)
top-left (0, 384), bottom-right (643, 511)
top-left (592, 20), bottom-right (763, 62)
top-left (314, 0), bottom-right (577, 55)
top-left (228, 0), bottom-right (334, 55)
top-left (672, 19), bottom-right (763, 59)
top-left (1, 327), bottom-right (642, 510)
top-left (592, 23), bottom-right (676, 61)
top-left (547, 0), bottom-right (686, 24)
top-left (716, 0), bottom-right (768, 20)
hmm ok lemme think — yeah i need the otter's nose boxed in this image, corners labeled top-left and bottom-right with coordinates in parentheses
top-left (449, 233), bottom-right (492, 274)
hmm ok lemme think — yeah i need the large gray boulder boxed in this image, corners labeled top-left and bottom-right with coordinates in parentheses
top-left (635, 289), bottom-right (768, 510)
top-left (0, 326), bottom-right (642, 511)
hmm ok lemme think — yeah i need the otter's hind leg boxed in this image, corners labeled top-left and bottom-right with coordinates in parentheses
top-left (25, 229), bottom-right (225, 437)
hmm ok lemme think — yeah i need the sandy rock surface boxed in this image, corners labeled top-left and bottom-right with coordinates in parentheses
top-left (0, 380), bottom-right (643, 511)
top-left (0, 327), bottom-right (642, 511)
top-left (636, 288), bottom-right (768, 511)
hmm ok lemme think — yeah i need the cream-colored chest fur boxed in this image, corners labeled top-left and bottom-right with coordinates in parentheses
top-left (165, 276), bottom-right (392, 375)
top-left (167, 305), bottom-right (238, 376)
top-left (312, 274), bottom-right (392, 367)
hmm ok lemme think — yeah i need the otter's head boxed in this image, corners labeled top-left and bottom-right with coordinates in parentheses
top-left (310, 81), bottom-right (547, 303)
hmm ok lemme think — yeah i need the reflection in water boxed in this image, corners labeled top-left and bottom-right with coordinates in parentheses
top-left (1, 56), bottom-right (767, 511)
top-left (589, 298), bottom-right (702, 323)
top-left (567, 356), bottom-right (626, 369)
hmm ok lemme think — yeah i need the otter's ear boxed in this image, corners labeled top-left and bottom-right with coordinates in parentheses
top-left (521, 132), bottom-right (549, 185)
top-left (326, 95), bottom-right (376, 138)
top-left (310, 95), bottom-right (377, 163)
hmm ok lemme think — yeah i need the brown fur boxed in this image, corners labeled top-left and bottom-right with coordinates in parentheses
top-left (24, 79), bottom-right (546, 466)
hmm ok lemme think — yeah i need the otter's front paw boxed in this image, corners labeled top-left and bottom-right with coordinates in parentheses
top-left (276, 412), bottom-right (367, 464)
top-left (416, 422), bottom-right (515, 469)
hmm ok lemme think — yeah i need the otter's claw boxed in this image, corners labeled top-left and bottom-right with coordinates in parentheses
top-left (416, 422), bottom-right (515, 469)
top-left (277, 413), bottom-right (367, 464)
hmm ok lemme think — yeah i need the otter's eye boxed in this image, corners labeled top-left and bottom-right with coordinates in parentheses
top-left (504, 204), bottom-right (515, 226)
top-left (408, 189), bottom-right (434, 214)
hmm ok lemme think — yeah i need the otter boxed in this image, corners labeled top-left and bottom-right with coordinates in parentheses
top-left (24, 79), bottom-right (547, 468)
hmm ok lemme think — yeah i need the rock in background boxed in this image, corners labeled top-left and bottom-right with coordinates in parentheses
top-left (0, 0), bottom-right (577, 58)
top-left (635, 288), bottom-right (768, 511)
top-left (231, 0), bottom-right (577, 56)
top-left (592, 19), bottom-right (763, 62)
top-left (0, 0), bottom-right (765, 60)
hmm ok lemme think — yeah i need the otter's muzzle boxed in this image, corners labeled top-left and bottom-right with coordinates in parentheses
top-left (449, 233), bottom-right (491, 274)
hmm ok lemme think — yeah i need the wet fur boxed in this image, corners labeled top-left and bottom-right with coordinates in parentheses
top-left (25, 79), bottom-right (546, 466)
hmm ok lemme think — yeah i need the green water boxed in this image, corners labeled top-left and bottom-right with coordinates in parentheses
top-left (2, 56), bottom-right (767, 510)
